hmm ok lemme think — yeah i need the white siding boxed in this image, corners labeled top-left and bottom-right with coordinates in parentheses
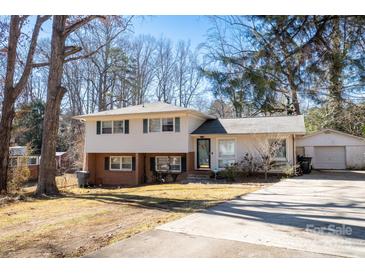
top-left (84, 113), bottom-right (205, 153)
top-left (192, 134), bottom-right (295, 171)
top-left (297, 131), bottom-right (365, 170)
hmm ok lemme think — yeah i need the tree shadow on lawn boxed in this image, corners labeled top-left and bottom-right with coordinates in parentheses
top-left (205, 199), bottom-right (365, 241)
top-left (63, 192), bottom-right (227, 213)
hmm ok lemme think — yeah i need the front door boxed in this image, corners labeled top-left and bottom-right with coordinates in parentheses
top-left (197, 138), bottom-right (211, 169)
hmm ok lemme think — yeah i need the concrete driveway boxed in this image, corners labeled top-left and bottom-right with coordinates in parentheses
top-left (88, 171), bottom-right (365, 258)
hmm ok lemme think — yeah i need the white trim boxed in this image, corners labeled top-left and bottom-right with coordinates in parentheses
top-left (216, 137), bottom-right (237, 169)
top-left (27, 156), bottom-right (39, 166)
top-left (109, 156), bottom-right (133, 171)
top-left (155, 156), bottom-right (182, 172)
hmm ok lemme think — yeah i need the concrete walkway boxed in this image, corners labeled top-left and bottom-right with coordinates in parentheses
top-left (88, 171), bottom-right (365, 258)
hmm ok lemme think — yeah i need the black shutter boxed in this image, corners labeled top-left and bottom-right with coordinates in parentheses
top-left (150, 156), bottom-right (155, 171)
top-left (175, 117), bottom-right (180, 132)
top-left (143, 119), bottom-right (148, 133)
top-left (181, 156), bottom-right (187, 172)
top-left (124, 120), bottom-right (129, 134)
top-left (132, 156), bottom-right (136, 171)
top-left (104, 157), bottom-right (109, 170)
top-left (96, 121), bottom-right (101, 135)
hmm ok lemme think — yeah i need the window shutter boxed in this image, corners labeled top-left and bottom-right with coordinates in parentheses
top-left (143, 119), bottom-right (148, 133)
top-left (150, 157), bottom-right (155, 171)
top-left (132, 156), bottom-right (136, 171)
top-left (181, 156), bottom-right (187, 172)
top-left (96, 121), bottom-right (101, 135)
top-left (124, 120), bottom-right (129, 134)
top-left (104, 157), bottom-right (109, 170)
top-left (175, 117), bottom-right (180, 132)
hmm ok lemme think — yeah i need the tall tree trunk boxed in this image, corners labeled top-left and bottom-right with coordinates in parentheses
top-left (0, 15), bottom-right (48, 193)
top-left (36, 16), bottom-right (67, 196)
top-left (0, 96), bottom-right (15, 193)
top-left (328, 17), bottom-right (344, 130)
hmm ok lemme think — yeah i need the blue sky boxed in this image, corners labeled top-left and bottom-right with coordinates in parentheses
top-left (132, 16), bottom-right (212, 49)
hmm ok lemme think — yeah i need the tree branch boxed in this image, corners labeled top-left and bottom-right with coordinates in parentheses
top-left (63, 15), bottom-right (106, 37)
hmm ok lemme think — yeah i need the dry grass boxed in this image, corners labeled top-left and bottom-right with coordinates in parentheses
top-left (0, 175), bottom-right (263, 258)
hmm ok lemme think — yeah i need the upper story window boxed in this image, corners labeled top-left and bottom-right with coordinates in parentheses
top-left (149, 118), bottom-right (161, 132)
top-left (97, 120), bottom-right (129, 135)
top-left (144, 117), bottom-right (180, 133)
top-left (113, 121), bottom-right (124, 133)
top-left (102, 121), bottom-right (113, 134)
top-left (162, 118), bottom-right (173, 132)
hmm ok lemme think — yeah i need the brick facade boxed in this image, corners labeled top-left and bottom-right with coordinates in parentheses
top-left (85, 152), bottom-right (195, 186)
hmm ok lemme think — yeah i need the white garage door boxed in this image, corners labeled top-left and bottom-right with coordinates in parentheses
top-left (314, 146), bottom-right (346, 169)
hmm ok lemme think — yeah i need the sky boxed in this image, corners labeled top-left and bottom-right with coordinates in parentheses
top-left (132, 16), bottom-right (212, 50)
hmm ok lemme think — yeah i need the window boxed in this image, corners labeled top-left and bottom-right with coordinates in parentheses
top-left (156, 156), bottom-right (169, 171)
top-left (147, 117), bottom-right (177, 133)
top-left (218, 139), bottom-right (236, 169)
top-left (170, 156), bottom-right (181, 172)
top-left (102, 121), bottom-right (112, 134)
top-left (121, 156), bottom-right (132, 170)
top-left (149, 118), bottom-right (161, 132)
top-left (9, 157), bottom-right (18, 167)
top-left (162, 118), bottom-right (174, 132)
top-left (113, 121), bottom-right (124, 134)
top-left (110, 156), bottom-right (132, 171)
top-left (155, 156), bottom-right (181, 172)
top-left (270, 139), bottom-right (287, 160)
top-left (28, 156), bottom-right (38, 165)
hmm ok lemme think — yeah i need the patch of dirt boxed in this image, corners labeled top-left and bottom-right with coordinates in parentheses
top-left (0, 182), bottom-right (261, 257)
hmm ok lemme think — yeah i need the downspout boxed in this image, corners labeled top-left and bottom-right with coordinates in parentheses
top-left (292, 134), bottom-right (296, 168)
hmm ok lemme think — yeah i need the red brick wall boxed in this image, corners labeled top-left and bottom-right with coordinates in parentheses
top-left (145, 152), bottom-right (192, 183)
top-left (86, 153), bottom-right (137, 186)
top-left (85, 152), bottom-right (195, 186)
top-left (28, 165), bottom-right (39, 180)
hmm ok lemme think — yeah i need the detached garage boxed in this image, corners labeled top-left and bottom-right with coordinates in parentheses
top-left (296, 129), bottom-right (365, 170)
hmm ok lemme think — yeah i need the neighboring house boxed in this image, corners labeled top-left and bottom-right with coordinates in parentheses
top-left (9, 146), bottom-right (39, 180)
top-left (74, 102), bottom-right (306, 186)
top-left (9, 146), bottom-right (68, 180)
top-left (296, 129), bottom-right (365, 170)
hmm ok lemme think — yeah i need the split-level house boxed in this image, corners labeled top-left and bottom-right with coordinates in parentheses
top-left (74, 102), bottom-right (306, 186)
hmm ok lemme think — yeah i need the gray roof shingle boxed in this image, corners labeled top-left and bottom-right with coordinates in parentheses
top-left (192, 115), bottom-right (306, 135)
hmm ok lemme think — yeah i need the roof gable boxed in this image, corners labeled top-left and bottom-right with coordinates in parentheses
top-left (300, 129), bottom-right (365, 142)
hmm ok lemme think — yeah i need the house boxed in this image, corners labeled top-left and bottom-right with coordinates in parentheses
top-left (9, 146), bottom-right (68, 180)
top-left (9, 146), bottom-right (39, 180)
top-left (74, 102), bottom-right (306, 186)
top-left (296, 129), bottom-right (365, 170)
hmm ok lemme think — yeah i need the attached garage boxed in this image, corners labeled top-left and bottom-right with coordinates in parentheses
top-left (296, 129), bottom-right (365, 170)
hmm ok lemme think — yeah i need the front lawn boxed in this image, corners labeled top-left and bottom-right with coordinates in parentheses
top-left (0, 177), bottom-right (263, 257)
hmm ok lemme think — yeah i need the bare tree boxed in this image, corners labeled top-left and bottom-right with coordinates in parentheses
top-left (128, 35), bottom-right (156, 105)
top-left (154, 37), bottom-right (175, 103)
top-left (0, 16), bottom-right (50, 194)
top-left (250, 135), bottom-right (288, 181)
top-left (36, 16), bottom-right (107, 196)
top-left (174, 41), bottom-right (202, 107)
